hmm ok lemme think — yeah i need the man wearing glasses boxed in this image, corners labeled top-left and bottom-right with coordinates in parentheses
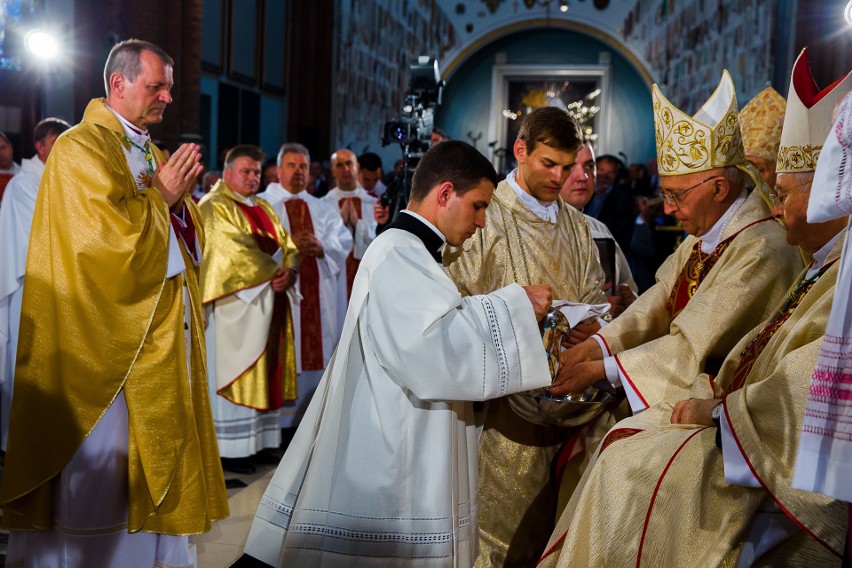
top-left (552, 71), bottom-right (802, 421)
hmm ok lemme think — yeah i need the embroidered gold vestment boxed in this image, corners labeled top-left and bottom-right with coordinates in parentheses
top-left (444, 180), bottom-right (606, 567)
top-left (541, 236), bottom-right (848, 568)
top-left (0, 99), bottom-right (229, 534)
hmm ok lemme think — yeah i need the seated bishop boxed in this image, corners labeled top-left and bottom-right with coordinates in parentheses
top-left (541, 47), bottom-right (852, 568)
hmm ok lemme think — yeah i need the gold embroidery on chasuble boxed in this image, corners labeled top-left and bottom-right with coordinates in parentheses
top-left (729, 259), bottom-right (838, 392)
top-left (666, 239), bottom-right (732, 319)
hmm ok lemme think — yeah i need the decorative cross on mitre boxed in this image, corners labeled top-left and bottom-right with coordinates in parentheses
top-left (653, 70), bottom-right (745, 177)
top-left (777, 48), bottom-right (852, 174)
top-left (740, 86), bottom-right (787, 163)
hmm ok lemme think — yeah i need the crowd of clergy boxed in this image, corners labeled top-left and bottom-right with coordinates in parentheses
top-left (0, 34), bottom-right (850, 568)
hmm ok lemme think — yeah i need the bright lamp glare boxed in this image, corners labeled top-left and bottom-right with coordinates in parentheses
top-left (25, 30), bottom-right (59, 59)
top-left (560, 0), bottom-right (569, 12)
top-left (845, 1), bottom-right (852, 26)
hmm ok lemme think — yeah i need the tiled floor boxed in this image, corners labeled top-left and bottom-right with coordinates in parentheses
top-left (195, 464), bottom-right (277, 568)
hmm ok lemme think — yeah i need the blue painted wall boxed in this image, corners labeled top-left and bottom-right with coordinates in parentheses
top-left (436, 28), bottom-right (656, 168)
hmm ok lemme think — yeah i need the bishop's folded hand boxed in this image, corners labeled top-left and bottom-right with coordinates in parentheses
top-left (153, 143), bottom-right (203, 208)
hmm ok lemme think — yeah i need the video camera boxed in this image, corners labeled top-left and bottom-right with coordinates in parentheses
top-left (379, 56), bottom-right (444, 225)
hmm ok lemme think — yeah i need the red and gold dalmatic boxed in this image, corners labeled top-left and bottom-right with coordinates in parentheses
top-left (284, 199), bottom-right (324, 371)
top-left (199, 180), bottom-right (299, 410)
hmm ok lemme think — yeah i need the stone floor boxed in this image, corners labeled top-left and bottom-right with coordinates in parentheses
top-left (0, 428), bottom-right (297, 568)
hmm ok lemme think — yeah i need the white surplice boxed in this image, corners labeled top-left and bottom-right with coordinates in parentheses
top-left (244, 219), bottom-right (551, 567)
top-left (258, 184), bottom-right (352, 427)
top-left (0, 156), bottom-right (44, 451)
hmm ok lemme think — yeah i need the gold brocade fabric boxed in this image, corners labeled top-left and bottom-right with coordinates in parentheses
top-left (199, 181), bottom-right (298, 302)
top-left (444, 181), bottom-right (606, 567)
top-left (199, 182), bottom-right (299, 408)
top-left (542, 236), bottom-right (848, 567)
top-left (740, 86), bottom-right (786, 163)
top-left (598, 188), bottom-right (803, 407)
top-left (0, 99), bottom-right (228, 534)
top-left (665, 238), bottom-right (732, 319)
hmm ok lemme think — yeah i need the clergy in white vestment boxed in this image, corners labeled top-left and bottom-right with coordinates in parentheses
top-left (0, 117), bottom-right (69, 451)
top-left (323, 148), bottom-right (377, 312)
top-left (245, 140), bottom-right (554, 567)
top-left (258, 142), bottom-right (352, 428)
top-left (199, 145), bottom-right (300, 462)
top-left (0, 40), bottom-right (227, 567)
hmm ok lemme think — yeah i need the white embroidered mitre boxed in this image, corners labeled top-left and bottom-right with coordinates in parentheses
top-left (653, 70), bottom-right (745, 177)
top-left (777, 48), bottom-right (852, 174)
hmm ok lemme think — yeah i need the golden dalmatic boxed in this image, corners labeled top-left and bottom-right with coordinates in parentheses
top-left (199, 181), bottom-right (300, 410)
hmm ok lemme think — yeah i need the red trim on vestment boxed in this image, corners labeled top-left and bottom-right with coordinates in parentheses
top-left (216, 348), bottom-right (269, 410)
top-left (722, 403), bottom-right (842, 558)
top-left (637, 427), bottom-right (709, 568)
top-left (595, 333), bottom-right (612, 357)
top-left (616, 354), bottom-right (649, 408)
top-left (202, 275), bottom-right (275, 305)
top-left (538, 531), bottom-right (568, 564)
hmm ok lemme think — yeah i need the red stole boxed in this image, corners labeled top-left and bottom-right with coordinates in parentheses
top-left (0, 173), bottom-right (13, 202)
top-left (666, 218), bottom-right (772, 319)
top-left (284, 199), bottom-right (324, 371)
top-left (169, 203), bottom-right (198, 264)
top-left (338, 196), bottom-right (361, 298)
top-left (729, 259), bottom-right (838, 392)
top-left (235, 200), bottom-right (293, 408)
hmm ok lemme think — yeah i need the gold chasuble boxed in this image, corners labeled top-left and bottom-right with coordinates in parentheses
top-left (541, 236), bottom-right (848, 568)
top-left (199, 181), bottom-right (299, 409)
top-left (444, 180), bottom-right (607, 567)
top-left (0, 99), bottom-right (228, 534)
top-left (598, 187), bottom-right (803, 407)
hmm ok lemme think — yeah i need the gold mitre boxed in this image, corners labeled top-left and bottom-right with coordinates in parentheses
top-left (653, 70), bottom-right (745, 177)
top-left (740, 87), bottom-right (786, 162)
top-left (777, 48), bottom-right (852, 173)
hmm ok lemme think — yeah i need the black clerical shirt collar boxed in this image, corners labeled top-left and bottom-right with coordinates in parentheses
top-left (388, 210), bottom-right (445, 263)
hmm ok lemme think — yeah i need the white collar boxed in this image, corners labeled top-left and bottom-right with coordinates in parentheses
top-left (20, 156), bottom-right (45, 175)
top-left (807, 232), bottom-right (842, 278)
top-left (280, 187), bottom-right (309, 200)
top-left (104, 103), bottom-right (150, 147)
top-left (400, 210), bottom-right (446, 244)
top-left (506, 169), bottom-right (558, 223)
top-left (699, 188), bottom-right (747, 253)
top-left (231, 190), bottom-right (256, 206)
